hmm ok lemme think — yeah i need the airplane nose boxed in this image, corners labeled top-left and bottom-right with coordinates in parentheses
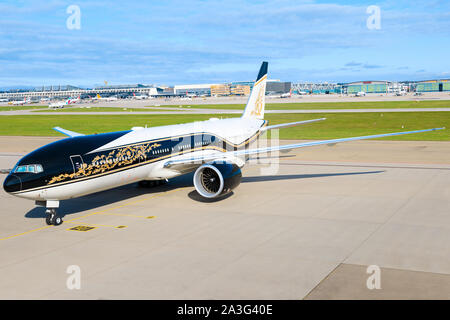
top-left (3, 174), bottom-right (22, 193)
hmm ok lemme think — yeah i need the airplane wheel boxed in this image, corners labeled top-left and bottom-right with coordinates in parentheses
top-left (138, 180), bottom-right (149, 188)
top-left (45, 209), bottom-right (62, 226)
top-left (53, 216), bottom-right (63, 226)
top-left (138, 180), bottom-right (165, 188)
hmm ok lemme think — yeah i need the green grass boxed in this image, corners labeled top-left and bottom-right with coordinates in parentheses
top-left (0, 112), bottom-right (448, 141)
top-left (33, 107), bottom-right (181, 112)
top-left (156, 99), bottom-right (450, 110)
top-left (0, 105), bottom-right (48, 111)
top-left (0, 114), bottom-right (233, 136)
top-left (264, 112), bottom-right (449, 141)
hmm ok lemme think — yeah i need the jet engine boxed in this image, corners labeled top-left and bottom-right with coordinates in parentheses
top-left (193, 162), bottom-right (242, 199)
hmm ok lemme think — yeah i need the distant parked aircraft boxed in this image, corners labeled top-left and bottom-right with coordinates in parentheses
top-left (9, 98), bottom-right (31, 105)
top-left (49, 96), bottom-right (80, 108)
top-left (94, 94), bottom-right (118, 101)
top-left (132, 92), bottom-right (149, 100)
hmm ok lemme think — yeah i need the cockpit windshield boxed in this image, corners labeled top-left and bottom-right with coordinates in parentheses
top-left (14, 164), bottom-right (43, 174)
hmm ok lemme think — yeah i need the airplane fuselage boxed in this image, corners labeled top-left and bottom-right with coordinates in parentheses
top-left (4, 118), bottom-right (266, 201)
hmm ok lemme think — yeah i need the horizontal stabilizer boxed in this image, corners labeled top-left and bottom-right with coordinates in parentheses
top-left (53, 127), bottom-right (84, 138)
top-left (261, 118), bottom-right (326, 131)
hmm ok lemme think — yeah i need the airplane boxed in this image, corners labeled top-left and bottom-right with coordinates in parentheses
top-left (132, 92), bottom-right (149, 100)
top-left (0, 98), bottom-right (9, 103)
top-left (49, 100), bottom-right (68, 109)
top-left (69, 95), bottom-right (81, 104)
top-left (94, 93), bottom-right (118, 101)
top-left (49, 96), bottom-right (80, 108)
top-left (3, 62), bottom-right (444, 226)
top-left (9, 98), bottom-right (31, 105)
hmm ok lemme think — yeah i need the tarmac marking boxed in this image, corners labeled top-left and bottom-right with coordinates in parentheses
top-left (0, 225), bottom-right (53, 241)
top-left (67, 225), bottom-right (97, 232)
top-left (0, 187), bottom-right (186, 241)
top-left (65, 221), bottom-right (120, 229)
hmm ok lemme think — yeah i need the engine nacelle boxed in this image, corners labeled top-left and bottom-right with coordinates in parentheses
top-left (193, 162), bottom-right (242, 199)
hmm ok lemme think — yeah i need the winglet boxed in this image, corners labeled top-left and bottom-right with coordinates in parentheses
top-left (53, 127), bottom-right (84, 138)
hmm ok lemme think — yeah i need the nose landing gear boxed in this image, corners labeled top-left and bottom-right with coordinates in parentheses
top-left (45, 208), bottom-right (63, 226)
top-left (36, 200), bottom-right (62, 226)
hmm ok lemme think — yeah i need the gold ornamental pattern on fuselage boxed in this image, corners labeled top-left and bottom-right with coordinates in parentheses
top-left (250, 76), bottom-right (266, 118)
top-left (47, 142), bottom-right (161, 185)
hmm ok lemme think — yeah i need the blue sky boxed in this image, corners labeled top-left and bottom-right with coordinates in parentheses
top-left (0, 0), bottom-right (449, 87)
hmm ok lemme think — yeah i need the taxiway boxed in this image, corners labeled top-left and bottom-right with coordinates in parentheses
top-left (0, 138), bottom-right (449, 299)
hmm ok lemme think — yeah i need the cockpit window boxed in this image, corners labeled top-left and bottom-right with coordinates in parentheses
top-left (14, 164), bottom-right (43, 174)
top-left (15, 166), bottom-right (27, 173)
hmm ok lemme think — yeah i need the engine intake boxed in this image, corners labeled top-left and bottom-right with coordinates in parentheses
top-left (193, 163), bottom-right (242, 199)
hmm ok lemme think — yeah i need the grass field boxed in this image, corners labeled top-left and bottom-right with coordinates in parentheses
top-left (0, 106), bottom-right (48, 111)
top-left (156, 100), bottom-right (450, 110)
top-left (0, 112), bottom-right (448, 141)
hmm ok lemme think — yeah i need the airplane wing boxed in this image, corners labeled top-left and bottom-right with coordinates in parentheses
top-left (53, 127), bottom-right (85, 138)
top-left (261, 118), bottom-right (326, 131)
top-left (164, 127), bottom-right (444, 170)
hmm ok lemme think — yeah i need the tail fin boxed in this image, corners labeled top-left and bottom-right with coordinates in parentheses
top-left (242, 61), bottom-right (268, 120)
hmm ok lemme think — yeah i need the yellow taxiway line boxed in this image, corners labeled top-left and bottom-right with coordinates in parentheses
top-left (0, 187), bottom-right (186, 241)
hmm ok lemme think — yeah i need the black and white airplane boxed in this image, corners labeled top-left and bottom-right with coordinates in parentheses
top-left (3, 62), bottom-right (444, 226)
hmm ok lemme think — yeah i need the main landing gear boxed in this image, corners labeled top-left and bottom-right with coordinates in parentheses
top-left (45, 208), bottom-right (63, 226)
top-left (138, 179), bottom-right (167, 188)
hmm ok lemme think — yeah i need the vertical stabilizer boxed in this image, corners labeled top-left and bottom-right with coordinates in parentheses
top-left (242, 62), bottom-right (268, 120)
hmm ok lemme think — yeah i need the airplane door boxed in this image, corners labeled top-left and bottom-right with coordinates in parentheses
top-left (70, 155), bottom-right (85, 177)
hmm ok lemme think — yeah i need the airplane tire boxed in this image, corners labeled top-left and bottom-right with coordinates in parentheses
top-left (138, 180), bottom-right (166, 188)
top-left (53, 216), bottom-right (63, 226)
top-left (45, 209), bottom-right (63, 226)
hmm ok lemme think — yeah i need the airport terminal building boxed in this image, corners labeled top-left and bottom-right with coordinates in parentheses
top-left (416, 79), bottom-right (450, 92)
top-left (174, 80), bottom-right (291, 97)
top-left (344, 81), bottom-right (389, 94)
top-left (173, 84), bottom-right (213, 96)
